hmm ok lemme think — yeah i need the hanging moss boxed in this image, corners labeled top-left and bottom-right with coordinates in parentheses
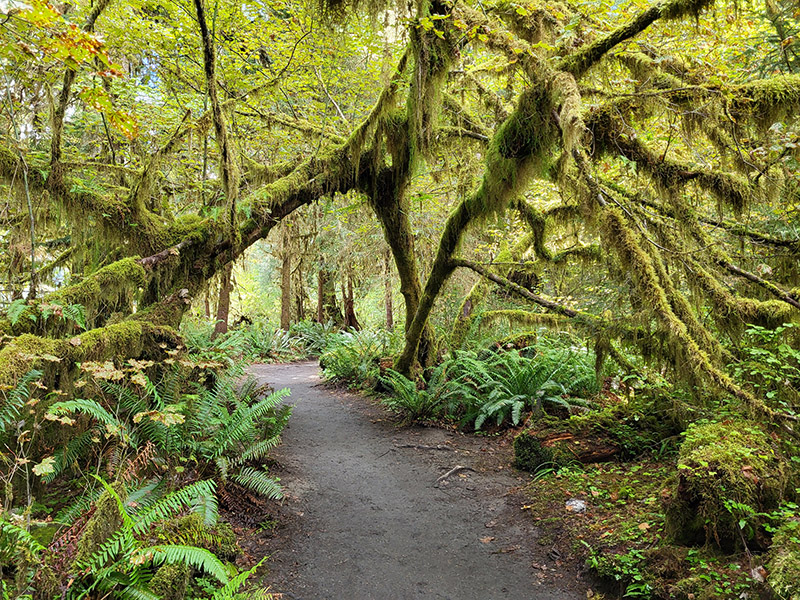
top-left (663, 420), bottom-right (789, 551)
top-left (731, 74), bottom-right (800, 128)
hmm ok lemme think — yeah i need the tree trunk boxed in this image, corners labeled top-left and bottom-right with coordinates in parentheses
top-left (343, 270), bottom-right (360, 330)
top-left (384, 249), bottom-right (393, 330)
top-left (212, 262), bottom-right (232, 339)
top-left (280, 225), bottom-right (291, 331)
top-left (317, 266), bottom-right (343, 325)
top-left (369, 189), bottom-right (434, 366)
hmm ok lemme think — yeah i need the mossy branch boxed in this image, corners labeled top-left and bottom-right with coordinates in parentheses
top-left (557, 0), bottom-right (715, 78)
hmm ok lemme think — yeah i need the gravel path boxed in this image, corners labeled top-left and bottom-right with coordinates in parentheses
top-left (249, 361), bottom-right (587, 600)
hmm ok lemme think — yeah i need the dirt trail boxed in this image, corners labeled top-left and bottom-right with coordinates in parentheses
top-left (249, 361), bottom-right (588, 600)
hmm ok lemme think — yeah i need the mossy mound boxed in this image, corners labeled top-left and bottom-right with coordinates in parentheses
top-left (664, 420), bottom-right (789, 551)
top-left (149, 512), bottom-right (240, 561)
top-left (149, 562), bottom-right (190, 600)
top-left (767, 520), bottom-right (800, 600)
top-left (74, 482), bottom-right (125, 564)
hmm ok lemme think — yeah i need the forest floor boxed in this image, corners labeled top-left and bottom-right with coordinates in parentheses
top-left (240, 361), bottom-right (593, 600)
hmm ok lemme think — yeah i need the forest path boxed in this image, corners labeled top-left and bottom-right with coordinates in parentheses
top-left (249, 361), bottom-right (587, 600)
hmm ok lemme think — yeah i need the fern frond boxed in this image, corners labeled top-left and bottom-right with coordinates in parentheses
top-left (212, 388), bottom-right (291, 459)
top-left (231, 467), bottom-right (282, 500)
top-left (0, 518), bottom-right (45, 555)
top-left (191, 484), bottom-right (219, 528)
top-left (100, 380), bottom-right (148, 415)
top-left (209, 557), bottom-right (267, 600)
top-left (55, 484), bottom-right (103, 524)
top-left (117, 587), bottom-right (160, 600)
top-left (0, 369), bottom-right (42, 433)
top-left (133, 480), bottom-right (217, 534)
top-left (44, 428), bottom-right (99, 483)
top-left (231, 435), bottom-right (281, 467)
top-left (62, 303), bottom-right (87, 330)
top-left (48, 399), bottom-right (125, 431)
top-left (144, 545), bottom-right (229, 584)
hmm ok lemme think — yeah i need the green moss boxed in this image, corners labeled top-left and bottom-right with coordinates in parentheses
top-left (149, 563), bottom-right (190, 600)
top-left (767, 520), bottom-right (800, 600)
top-left (664, 420), bottom-right (789, 551)
top-left (47, 257), bottom-right (146, 328)
top-left (149, 512), bottom-right (240, 561)
top-left (733, 74), bottom-right (800, 128)
top-left (0, 334), bottom-right (62, 387)
top-left (70, 321), bottom-right (145, 363)
top-left (74, 482), bottom-right (125, 565)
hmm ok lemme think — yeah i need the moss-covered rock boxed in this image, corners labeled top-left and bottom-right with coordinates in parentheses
top-left (149, 562), bottom-right (190, 600)
top-left (664, 420), bottom-right (789, 551)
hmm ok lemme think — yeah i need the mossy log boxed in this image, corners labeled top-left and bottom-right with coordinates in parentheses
top-left (513, 428), bottom-right (619, 471)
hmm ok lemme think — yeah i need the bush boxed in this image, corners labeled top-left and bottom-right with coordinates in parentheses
top-left (437, 343), bottom-right (597, 430)
top-left (320, 328), bottom-right (395, 387)
top-left (290, 319), bottom-right (337, 356)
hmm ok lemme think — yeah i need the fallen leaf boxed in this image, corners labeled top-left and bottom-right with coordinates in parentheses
top-left (480, 536), bottom-right (495, 544)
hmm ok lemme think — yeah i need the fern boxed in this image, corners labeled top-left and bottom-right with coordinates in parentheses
top-left (48, 399), bottom-right (126, 431)
top-left (43, 428), bottom-right (100, 483)
top-left (132, 479), bottom-right (218, 533)
top-left (209, 558), bottom-right (268, 600)
top-left (117, 588), bottom-right (161, 600)
top-left (145, 545), bottom-right (229, 584)
top-left (211, 388), bottom-right (291, 459)
top-left (0, 517), bottom-right (45, 555)
top-left (62, 303), bottom-right (87, 330)
top-left (6, 298), bottom-right (29, 326)
top-left (231, 466), bottom-right (283, 500)
top-left (232, 435), bottom-right (281, 466)
top-left (0, 369), bottom-right (42, 433)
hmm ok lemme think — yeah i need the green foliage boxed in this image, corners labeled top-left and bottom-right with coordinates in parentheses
top-left (320, 328), bottom-right (396, 386)
top-left (290, 320), bottom-right (338, 356)
top-left (380, 368), bottom-right (449, 424)
top-left (39, 360), bottom-right (291, 502)
top-left (731, 323), bottom-right (800, 416)
top-left (0, 369), bottom-right (42, 435)
top-left (441, 342), bottom-right (596, 430)
top-left (7, 477), bottom-right (270, 600)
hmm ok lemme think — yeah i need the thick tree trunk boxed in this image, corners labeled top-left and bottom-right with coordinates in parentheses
top-left (212, 262), bottom-right (232, 339)
top-left (280, 226), bottom-right (291, 331)
top-left (384, 249), bottom-right (394, 330)
top-left (369, 190), bottom-right (434, 366)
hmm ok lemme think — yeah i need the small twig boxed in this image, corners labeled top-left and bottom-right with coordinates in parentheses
top-left (395, 443), bottom-right (454, 451)
top-left (435, 465), bottom-right (475, 487)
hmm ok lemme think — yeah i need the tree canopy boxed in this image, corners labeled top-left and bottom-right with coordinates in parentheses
top-left (1, 0), bottom-right (798, 420)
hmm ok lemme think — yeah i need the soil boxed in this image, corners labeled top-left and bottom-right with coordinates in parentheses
top-left (243, 361), bottom-right (591, 600)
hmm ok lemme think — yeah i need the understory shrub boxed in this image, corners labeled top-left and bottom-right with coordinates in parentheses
top-left (320, 328), bottom-right (396, 386)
